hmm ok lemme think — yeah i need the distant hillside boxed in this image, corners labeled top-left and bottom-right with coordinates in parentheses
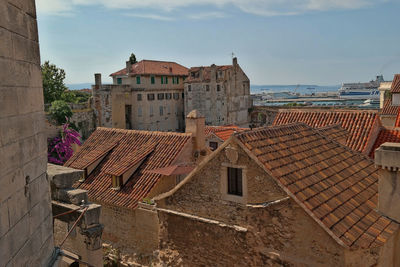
top-left (66, 83), bottom-right (92, 90)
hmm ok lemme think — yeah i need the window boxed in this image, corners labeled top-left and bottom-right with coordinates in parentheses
top-left (173, 93), bottom-right (179, 100)
top-left (182, 93), bottom-right (184, 99)
top-left (117, 78), bottom-right (122, 85)
top-left (112, 175), bottom-right (122, 189)
top-left (209, 141), bottom-right (218, 151)
top-left (136, 76), bottom-right (141, 84)
top-left (206, 85), bottom-right (210, 91)
top-left (166, 93), bottom-right (172, 100)
top-left (125, 105), bottom-right (132, 129)
top-left (217, 84), bottom-right (221, 91)
top-left (137, 94), bottom-right (142, 101)
top-left (138, 107), bottom-right (142, 117)
top-left (147, 93), bottom-right (155, 101)
top-left (158, 93), bottom-right (164, 100)
top-left (165, 76), bottom-right (168, 84)
top-left (150, 105), bottom-right (154, 116)
top-left (161, 76), bottom-right (164, 84)
top-left (176, 77), bottom-right (179, 84)
top-left (159, 106), bottom-right (163, 116)
top-left (188, 85), bottom-right (191, 91)
top-left (227, 167), bottom-right (242, 196)
top-left (151, 76), bottom-right (155, 84)
top-left (172, 77), bottom-right (175, 84)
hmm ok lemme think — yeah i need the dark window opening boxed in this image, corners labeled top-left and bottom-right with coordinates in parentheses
top-left (166, 93), bottom-right (172, 99)
top-left (158, 93), bottom-right (164, 100)
top-left (217, 84), bottom-right (221, 91)
top-left (206, 85), bottom-right (210, 91)
top-left (125, 105), bottom-right (132, 129)
top-left (137, 94), bottom-right (142, 101)
top-left (209, 141), bottom-right (218, 151)
top-left (151, 76), bottom-right (155, 84)
top-left (173, 93), bottom-right (179, 100)
top-left (117, 78), bottom-right (122, 84)
top-left (188, 85), bottom-right (191, 91)
top-left (147, 93), bottom-right (155, 101)
top-left (228, 167), bottom-right (242, 196)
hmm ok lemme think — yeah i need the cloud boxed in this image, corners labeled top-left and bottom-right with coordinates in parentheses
top-left (36, 0), bottom-right (390, 17)
top-left (187, 11), bottom-right (228, 20)
top-left (124, 13), bottom-right (175, 21)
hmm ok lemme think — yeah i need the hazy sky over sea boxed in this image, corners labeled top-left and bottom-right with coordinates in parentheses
top-left (36, 0), bottom-right (400, 85)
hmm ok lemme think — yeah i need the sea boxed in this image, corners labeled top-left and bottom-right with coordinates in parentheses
top-left (250, 84), bottom-right (340, 95)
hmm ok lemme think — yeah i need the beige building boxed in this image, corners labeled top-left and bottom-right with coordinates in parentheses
top-left (93, 59), bottom-right (188, 132)
top-left (184, 57), bottom-right (251, 127)
top-left (154, 123), bottom-right (400, 266)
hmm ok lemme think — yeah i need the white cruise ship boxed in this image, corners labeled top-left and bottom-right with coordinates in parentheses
top-left (338, 75), bottom-right (384, 100)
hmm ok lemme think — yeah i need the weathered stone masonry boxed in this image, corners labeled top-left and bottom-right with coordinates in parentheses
top-left (0, 0), bottom-right (54, 265)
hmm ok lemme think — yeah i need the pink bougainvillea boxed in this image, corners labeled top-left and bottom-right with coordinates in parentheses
top-left (48, 123), bottom-right (81, 165)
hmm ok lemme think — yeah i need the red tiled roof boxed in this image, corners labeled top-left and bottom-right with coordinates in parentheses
top-left (369, 128), bottom-right (400, 158)
top-left (205, 125), bottom-right (248, 141)
top-left (146, 164), bottom-right (195, 176)
top-left (390, 74), bottom-right (400, 93)
top-left (381, 99), bottom-right (400, 116)
top-left (273, 110), bottom-right (379, 152)
top-left (317, 124), bottom-right (349, 144)
top-left (110, 60), bottom-right (189, 77)
top-left (65, 127), bottom-right (192, 209)
top-left (235, 123), bottom-right (398, 249)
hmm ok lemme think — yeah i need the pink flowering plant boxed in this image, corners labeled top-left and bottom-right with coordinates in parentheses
top-left (48, 123), bottom-right (81, 165)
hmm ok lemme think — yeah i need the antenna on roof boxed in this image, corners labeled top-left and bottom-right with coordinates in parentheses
top-left (231, 52), bottom-right (235, 59)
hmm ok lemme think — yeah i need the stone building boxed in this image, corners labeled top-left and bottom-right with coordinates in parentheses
top-left (154, 123), bottom-right (400, 266)
top-left (93, 59), bottom-right (188, 132)
top-left (0, 0), bottom-right (55, 265)
top-left (184, 57), bottom-right (251, 127)
top-left (64, 111), bottom-right (209, 258)
top-left (380, 74), bottom-right (400, 127)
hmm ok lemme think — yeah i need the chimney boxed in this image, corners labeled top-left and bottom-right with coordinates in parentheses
top-left (211, 64), bottom-right (217, 81)
top-left (375, 142), bottom-right (400, 222)
top-left (126, 61), bottom-right (132, 74)
top-left (94, 73), bottom-right (102, 90)
top-left (233, 57), bottom-right (238, 66)
top-left (185, 110), bottom-right (206, 154)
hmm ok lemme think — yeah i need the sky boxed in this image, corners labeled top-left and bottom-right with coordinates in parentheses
top-left (36, 0), bottom-right (400, 85)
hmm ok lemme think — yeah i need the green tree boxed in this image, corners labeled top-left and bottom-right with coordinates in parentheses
top-left (129, 53), bottom-right (137, 64)
top-left (49, 100), bottom-right (73, 125)
top-left (42, 61), bottom-right (67, 104)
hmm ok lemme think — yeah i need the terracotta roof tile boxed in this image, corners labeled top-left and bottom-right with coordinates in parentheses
top-left (381, 99), bottom-right (400, 116)
top-left (110, 60), bottom-right (189, 77)
top-left (390, 74), bottom-right (400, 93)
top-left (369, 128), bottom-right (400, 158)
top-left (235, 123), bottom-right (398, 249)
top-left (146, 164), bottom-right (195, 176)
top-left (317, 124), bottom-right (349, 144)
top-left (65, 127), bottom-right (192, 209)
top-left (273, 109), bottom-right (379, 152)
top-left (205, 125), bottom-right (248, 141)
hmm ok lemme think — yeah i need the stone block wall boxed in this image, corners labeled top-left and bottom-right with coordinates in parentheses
top-left (0, 0), bottom-right (54, 265)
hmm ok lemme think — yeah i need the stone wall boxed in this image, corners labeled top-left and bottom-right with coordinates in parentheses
top-left (70, 106), bottom-right (96, 140)
top-left (250, 106), bottom-right (279, 127)
top-left (0, 0), bottom-right (54, 265)
top-left (98, 201), bottom-right (159, 257)
top-left (156, 140), bottom-right (385, 266)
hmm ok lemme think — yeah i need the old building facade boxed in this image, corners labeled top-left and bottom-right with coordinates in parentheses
top-left (154, 124), bottom-right (400, 266)
top-left (93, 60), bottom-right (188, 132)
top-left (184, 57), bottom-right (251, 127)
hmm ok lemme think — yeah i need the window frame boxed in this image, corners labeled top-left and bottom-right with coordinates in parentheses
top-left (137, 94), bottom-right (142, 101)
top-left (151, 75), bottom-right (155, 84)
top-left (117, 77), bottom-right (122, 85)
top-left (147, 93), bottom-right (155, 101)
top-left (220, 162), bottom-right (247, 203)
top-left (136, 75), bottom-right (141, 85)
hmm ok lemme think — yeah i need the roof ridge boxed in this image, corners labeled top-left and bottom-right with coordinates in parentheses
top-left (96, 127), bottom-right (192, 137)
